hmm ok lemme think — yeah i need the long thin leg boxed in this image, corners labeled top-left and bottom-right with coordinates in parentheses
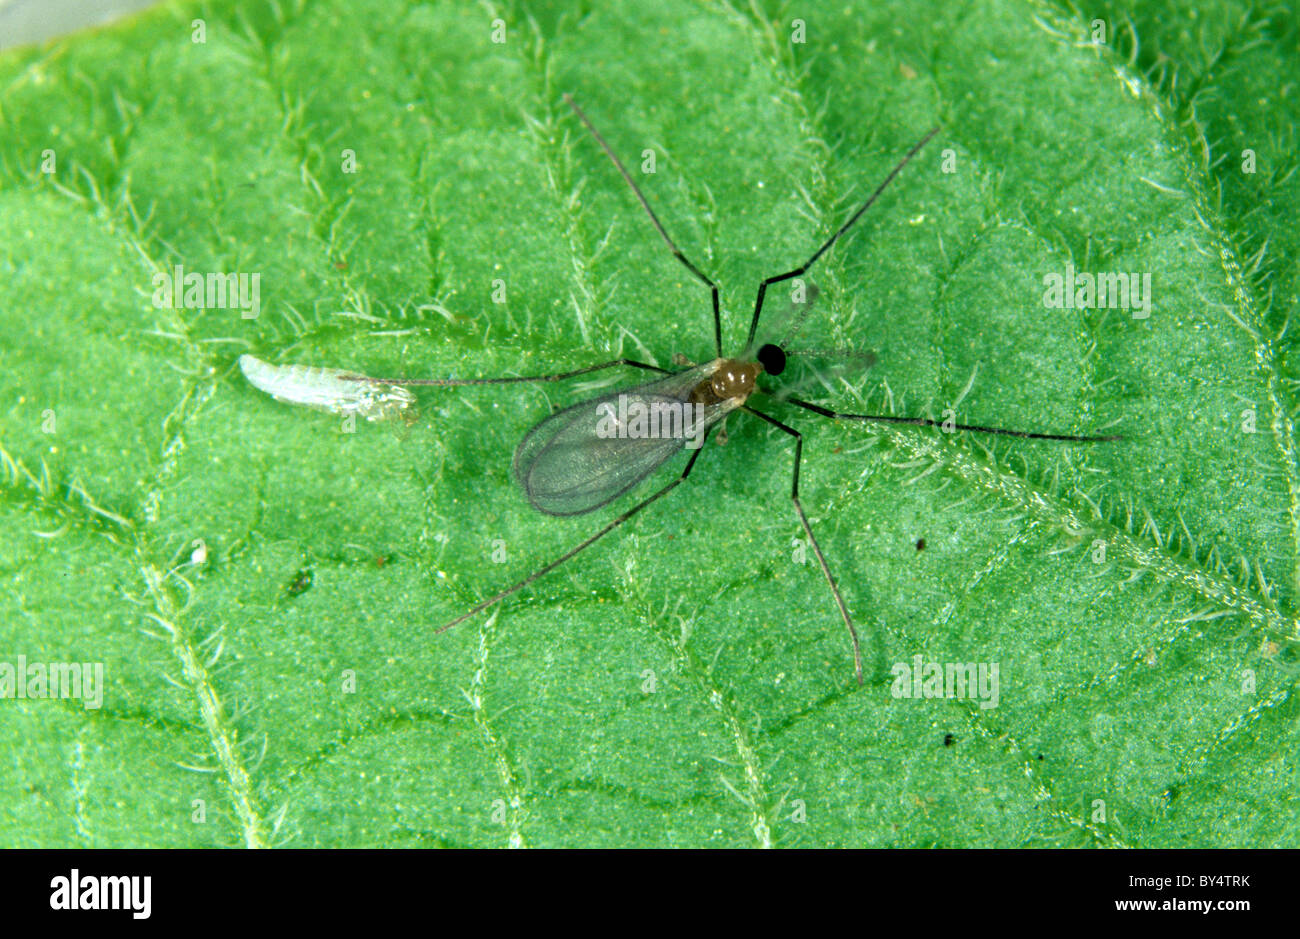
top-left (565, 93), bottom-right (723, 358)
top-left (745, 125), bottom-right (942, 350)
top-left (436, 434), bottom-right (711, 633)
top-left (783, 396), bottom-right (1123, 442)
top-left (345, 358), bottom-right (670, 387)
top-left (741, 405), bottom-right (864, 685)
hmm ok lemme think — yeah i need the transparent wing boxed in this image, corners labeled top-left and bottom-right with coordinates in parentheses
top-left (513, 363), bottom-right (731, 516)
top-left (239, 354), bottom-right (415, 422)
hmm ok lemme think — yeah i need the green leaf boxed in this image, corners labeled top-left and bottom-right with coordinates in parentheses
top-left (1, 0), bottom-right (1296, 847)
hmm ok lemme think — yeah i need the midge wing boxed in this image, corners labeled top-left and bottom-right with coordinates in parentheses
top-left (239, 354), bottom-right (415, 421)
top-left (514, 363), bottom-right (731, 516)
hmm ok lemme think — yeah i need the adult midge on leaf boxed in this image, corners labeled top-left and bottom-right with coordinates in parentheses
top-left (243, 95), bottom-right (1121, 685)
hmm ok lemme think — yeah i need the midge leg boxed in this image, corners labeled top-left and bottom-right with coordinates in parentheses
top-left (435, 433), bottom-right (712, 633)
top-left (346, 358), bottom-right (670, 387)
top-left (745, 126), bottom-right (942, 350)
top-left (741, 405), bottom-right (864, 686)
top-left (783, 396), bottom-right (1123, 442)
top-left (565, 94), bottom-right (724, 359)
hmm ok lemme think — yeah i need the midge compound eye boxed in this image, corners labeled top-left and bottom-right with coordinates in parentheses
top-left (756, 344), bottom-right (787, 377)
top-left (242, 94), bottom-right (1122, 686)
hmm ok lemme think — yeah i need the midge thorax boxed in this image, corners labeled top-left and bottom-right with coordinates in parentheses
top-left (688, 359), bottom-right (763, 407)
top-left (242, 94), bottom-right (1121, 685)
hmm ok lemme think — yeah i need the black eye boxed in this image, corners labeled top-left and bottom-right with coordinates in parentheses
top-left (757, 343), bottom-right (786, 376)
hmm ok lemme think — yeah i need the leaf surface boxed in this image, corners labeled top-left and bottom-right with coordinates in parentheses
top-left (0, 0), bottom-right (1296, 847)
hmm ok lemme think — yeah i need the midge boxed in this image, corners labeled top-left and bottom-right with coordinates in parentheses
top-left (245, 95), bottom-right (1119, 683)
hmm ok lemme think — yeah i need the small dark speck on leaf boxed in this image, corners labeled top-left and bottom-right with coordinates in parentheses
top-left (286, 567), bottom-right (314, 597)
top-left (916, 538), bottom-right (926, 551)
top-left (943, 733), bottom-right (956, 747)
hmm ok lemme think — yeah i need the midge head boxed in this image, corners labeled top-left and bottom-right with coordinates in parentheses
top-left (755, 343), bottom-right (787, 377)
